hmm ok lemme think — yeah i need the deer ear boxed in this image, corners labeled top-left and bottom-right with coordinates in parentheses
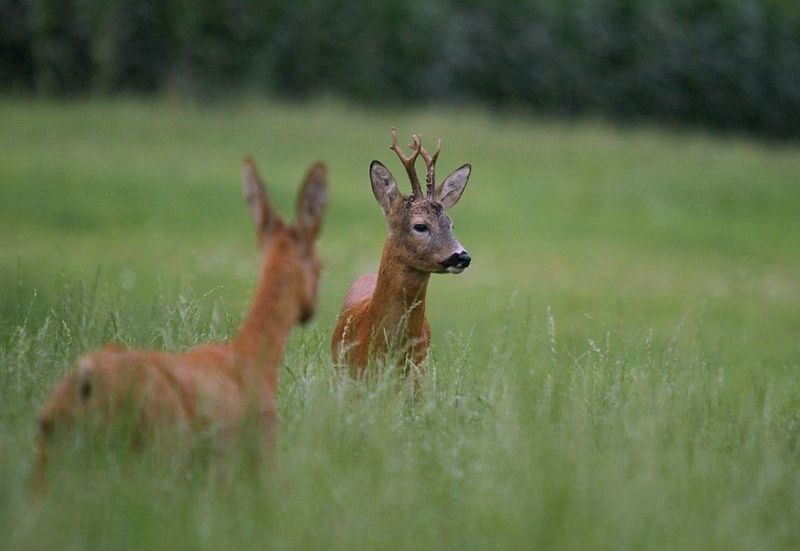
top-left (242, 158), bottom-right (281, 239)
top-left (296, 162), bottom-right (328, 237)
top-left (370, 161), bottom-right (401, 214)
top-left (436, 164), bottom-right (470, 210)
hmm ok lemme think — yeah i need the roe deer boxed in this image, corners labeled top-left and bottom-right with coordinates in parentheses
top-left (331, 128), bottom-right (471, 375)
top-left (35, 158), bottom-right (327, 487)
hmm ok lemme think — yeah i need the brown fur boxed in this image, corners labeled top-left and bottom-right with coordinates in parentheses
top-left (331, 130), bottom-right (471, 375)
top-left (332, 241), bottom-right (432, 375)
top-left (35, 159), bottom-right (327, 488)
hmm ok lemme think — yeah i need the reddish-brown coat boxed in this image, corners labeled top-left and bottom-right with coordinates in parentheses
top-left (332, 129), bottom-right (471, 376)
top-left (35, 160), bottom-right (327, 488)
top-left (332, 241), bottom-right (431, 375)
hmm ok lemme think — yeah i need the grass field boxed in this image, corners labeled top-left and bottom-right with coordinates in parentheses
top-left (1, 97), bottom-right (799, 549)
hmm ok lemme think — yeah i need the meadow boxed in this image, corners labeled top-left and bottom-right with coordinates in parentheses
top-left (1, 98), bottom-right (799, 549)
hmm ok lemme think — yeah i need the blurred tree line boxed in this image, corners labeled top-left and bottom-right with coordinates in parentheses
top-left (1, 0), bottom-right (799, 138)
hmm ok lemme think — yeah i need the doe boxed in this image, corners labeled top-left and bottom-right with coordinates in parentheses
top-left (35, 158), bottom-right (327, 487)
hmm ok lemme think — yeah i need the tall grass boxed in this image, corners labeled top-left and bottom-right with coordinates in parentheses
top-left (2, 282), bottom-right (798, 548)
top-left (1, 98), bottom-right (799, 548)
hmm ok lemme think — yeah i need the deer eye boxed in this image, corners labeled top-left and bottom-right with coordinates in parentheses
top-left (413, 223), bottom-right (429, 233)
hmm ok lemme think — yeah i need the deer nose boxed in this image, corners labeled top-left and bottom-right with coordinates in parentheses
top-left (441, 251), bottom-right (471, 270)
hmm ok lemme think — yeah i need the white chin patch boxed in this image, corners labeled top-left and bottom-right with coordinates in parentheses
top-left (446, 266), bottom-right (465, 274)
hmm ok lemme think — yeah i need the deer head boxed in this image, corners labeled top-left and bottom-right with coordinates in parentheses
top-left (242, 158), bottom-right (328, 323)
top-left (369, 128), bottom-right (472, 274)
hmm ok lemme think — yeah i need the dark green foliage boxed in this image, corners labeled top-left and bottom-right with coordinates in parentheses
top-left (29, 0), bottom-right (94, 95)
top-left (170, 0), bottom-right (263, 95)
top-left (0, 0), bottom-right (33, 91)
top-left (3, 0), bottom-right (800, 137)
top-left (91, 0), bottom-right (175, 93)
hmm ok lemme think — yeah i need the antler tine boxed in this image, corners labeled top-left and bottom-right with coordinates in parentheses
top-left (419, 138), bottom-right (441, 200)
top-left (389, 127), bottom-right (423, 198)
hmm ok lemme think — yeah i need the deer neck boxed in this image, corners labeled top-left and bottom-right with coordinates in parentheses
top-left (233, 240), bottom-right (300, 379)
top-left (370, 240), bottom-right (430, 338)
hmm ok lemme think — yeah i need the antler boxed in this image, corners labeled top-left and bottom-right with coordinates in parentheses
top-left (390, 127), bottom-right (423, 199)
top-left (419, 138), bottom-right (441, 200)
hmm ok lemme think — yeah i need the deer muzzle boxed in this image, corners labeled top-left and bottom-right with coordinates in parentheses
top-left (440, 251), bottom-right (471, 273)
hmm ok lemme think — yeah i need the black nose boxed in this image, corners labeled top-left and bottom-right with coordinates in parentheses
top-left (441, 251), bottom-right (471, 270)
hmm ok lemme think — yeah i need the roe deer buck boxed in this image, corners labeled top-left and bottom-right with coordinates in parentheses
top-left (331, 128), bottom-right (471, 375)
top-left (35, 158), bottom-right (327, 487)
